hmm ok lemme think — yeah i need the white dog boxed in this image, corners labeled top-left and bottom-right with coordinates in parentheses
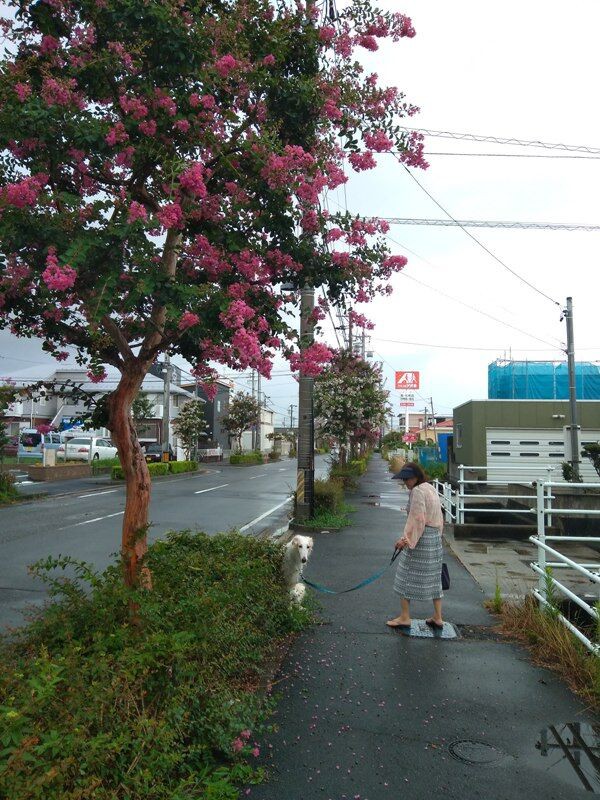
top-left (283, 535), bottom-right (314, 603)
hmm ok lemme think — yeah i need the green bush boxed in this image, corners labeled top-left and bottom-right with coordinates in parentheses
top-left (168, 460), bottom-right (198, 474)
top-left (314, 478), bottom-right (344, 514)
top-left (0, 471), bottom-right (17, 503)
top-left (111, 462), bottom-right (170, 480)
top-left (230, 452), bottom-right (263, 465)
top-left (420, 461), bottom-right (447, 481)
top-left (0, 532), bottom-right (313, 800)
top-left (267, 452), bottom-right (280, 461)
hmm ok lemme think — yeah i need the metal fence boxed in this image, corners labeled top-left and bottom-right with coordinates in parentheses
top-left (433, 467), bottom-right (600, 655)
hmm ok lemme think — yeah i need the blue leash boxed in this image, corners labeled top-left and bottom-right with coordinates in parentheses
top-left (301, 548), bottom-right (401, 595)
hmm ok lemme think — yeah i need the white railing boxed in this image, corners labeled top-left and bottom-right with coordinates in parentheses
top-left (433, 468), bottom-right (600, 655)
top-left (530, 480), bottom-right (600, 655)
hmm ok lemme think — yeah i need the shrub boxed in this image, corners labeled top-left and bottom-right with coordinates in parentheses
top-left (0, 471), bottom-right (17, 503)
top-left (0, 531), bottom-right (313, 799)
top-left (267, 452), bottom-right (280, 461)
top-left (314, 478), bottom-right (344, 514)
top-left (230, 452), bottom-right (263, 465)
top-left (420, 461), bottom-right (447, 481)
top-left (111, 462), bottom-right (170, 480)
top-left (169, 460), bottom-right (198, 474)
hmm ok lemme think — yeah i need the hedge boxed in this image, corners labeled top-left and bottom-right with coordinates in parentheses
top-left (169, 460), bottom-right (198, 474)
top-left (112, 462), bottom-right (169, 480)
top-left (230, 452), bottom-right (263, 465)
top-left (314, 478), bottom-right (344, 514)
top-left (267, 452), bottom-right (280, 461)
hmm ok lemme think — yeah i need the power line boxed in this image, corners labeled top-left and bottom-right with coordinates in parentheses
top-left (372, 337), bottom-right (579, 353)
top-left (396, 157), bottom-right (562, 307)
top-left (398, 127), bottom-right (600, 155)
top-left (426, 151), bottom-right (600, 160)
top-left (381, 218), bottom-right (600, 232)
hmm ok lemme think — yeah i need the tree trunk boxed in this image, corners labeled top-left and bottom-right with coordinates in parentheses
top-left (107, 368), bottom-right (152, 589)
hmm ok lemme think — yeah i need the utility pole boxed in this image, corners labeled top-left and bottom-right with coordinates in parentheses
top-left (256, 371), bottom-right (262, 452)
top-left (430, 396), bottom-right (438, 444)
top-left (162, 353), bottom-right (171, 462)
top-left (296, 286), bottom-right (315, 521)
top-left (251, 370), bottom-right (256, 450)
top-left (564, 297), bottom-right (580, 481)
top-left (361, 329), bottom-right (366, 359)
top-left (288, 404), bottom-right (296, 429)
top-left (348, 312), bottom-right (353, 355)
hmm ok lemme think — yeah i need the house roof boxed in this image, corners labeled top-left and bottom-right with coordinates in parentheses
top-left (6, 365), bottom-right (195, 398)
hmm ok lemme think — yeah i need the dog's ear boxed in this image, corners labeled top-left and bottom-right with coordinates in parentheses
top-left (290, 535), bottom-right (300, 546)
top-left (307, 537), bottom-right (314, 548)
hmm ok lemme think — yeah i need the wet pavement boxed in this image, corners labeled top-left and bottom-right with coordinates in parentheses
top-left (250, 455), bottom-right (597, 799)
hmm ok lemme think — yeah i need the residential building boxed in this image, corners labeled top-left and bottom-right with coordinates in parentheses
top-left (181, 378), bottom-right (232, 451)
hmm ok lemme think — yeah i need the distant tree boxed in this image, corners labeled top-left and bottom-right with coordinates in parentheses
top-left (382, 431), bottom-right (406, 450)
top-left (172, 399), bottom-right (208, 460)
top-left (221, 393), bottom-right (260, 452)
top-left (131, 393), bottom-right (155, 422)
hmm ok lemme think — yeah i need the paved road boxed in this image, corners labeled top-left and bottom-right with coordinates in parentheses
top-left (0, 456), bottom-right (329, 630)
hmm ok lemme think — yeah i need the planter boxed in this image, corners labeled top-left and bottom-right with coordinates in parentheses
top-left (27, 464), bottom-right (92, 482)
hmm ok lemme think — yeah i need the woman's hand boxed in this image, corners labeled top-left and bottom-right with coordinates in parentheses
top-left (395, 536), bottom-right (409, 550)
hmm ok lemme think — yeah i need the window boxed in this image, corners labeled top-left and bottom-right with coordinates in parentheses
top-left (549, 453), bottom-right (564, 458)
top-left (519, 440), bottom-right (539, 445)
top-left (217, 400), bottom-right (221, 413)
top-left (455, 423), bottom-right (463, 448)
top-left (490, 440), bottom-right (510, 445)
top-left (519, 453), bottom-right (540, 457)
top-left (490, 452), bottom-right (511, 456)
top-left (549, 441), bottom-right (563, 446)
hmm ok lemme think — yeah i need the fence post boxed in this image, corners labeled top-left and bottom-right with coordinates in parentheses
top-left (458, 465), bottom-right (465, 525)
top-left (536, 480), bottom-right (546, 604)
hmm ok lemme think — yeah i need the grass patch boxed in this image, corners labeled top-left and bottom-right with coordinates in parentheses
top-left (0, 531), bottom-right (313, 799)
top-left (303, 503), bottom-right (355, 530)
top-left (491, 595), bottom-right (600, 710)
top-left (230, 452), bottom-right (263, 465)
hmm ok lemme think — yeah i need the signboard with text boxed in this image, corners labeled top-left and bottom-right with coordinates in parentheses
top-left (395, 371), bottom-right (420, 390)
top-left (398, 392), bottom-right (415, 408)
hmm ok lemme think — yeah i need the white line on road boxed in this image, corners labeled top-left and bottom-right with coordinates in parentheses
top-left (278, 468), bottom-right (287, 472)
top-left (194, 483), bottom-right (229, 495)
top-left (249, 473), bottom-right (268, 480)
top-left (78, 489), bottom-right (118, 499)
top-left (239, 496), bottom-right (292, 532)
top-left (74, 511), bottom-right (124, 527)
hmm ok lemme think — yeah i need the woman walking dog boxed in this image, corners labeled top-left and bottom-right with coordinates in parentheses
top-left (386, 462), bottom-right (445, 633)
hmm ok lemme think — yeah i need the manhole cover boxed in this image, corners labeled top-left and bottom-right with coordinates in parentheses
top-left (448, 740), bottom-right (506, 765)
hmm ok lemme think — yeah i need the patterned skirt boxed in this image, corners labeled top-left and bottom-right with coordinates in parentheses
top-left (393, 525), bottom-right (443, 601)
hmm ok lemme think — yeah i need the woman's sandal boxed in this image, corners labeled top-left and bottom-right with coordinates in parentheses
top-left (425, 618), bottom-right (444, 630)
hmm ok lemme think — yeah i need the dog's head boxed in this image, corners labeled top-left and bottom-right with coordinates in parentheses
top-left (291, 534), bottom-right (314, 564)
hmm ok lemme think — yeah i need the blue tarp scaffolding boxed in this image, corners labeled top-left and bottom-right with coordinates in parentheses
top-left (488, 360), bottom-right (600, 400)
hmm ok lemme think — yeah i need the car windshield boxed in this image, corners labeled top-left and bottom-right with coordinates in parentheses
top-left (146, 445), bottom-right (161, 453)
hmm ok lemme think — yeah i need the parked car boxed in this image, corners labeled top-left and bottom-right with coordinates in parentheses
top-left (18, 429), bottom-right (64, 460)
top-left (144, 443), bottom-right (176, 463)
top-left (57, 437), bottom-right (118, 462)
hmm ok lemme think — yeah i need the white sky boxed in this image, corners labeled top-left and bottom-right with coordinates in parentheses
top-left (2, 0), bottom-right (599, 425)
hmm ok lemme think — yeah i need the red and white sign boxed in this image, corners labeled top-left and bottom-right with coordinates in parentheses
top-left (399, 402), bottom-right (415, 408)
top-left (402, 432), bottom-right (418, 444)
top-left (395, 371), bottom-right (420, 390)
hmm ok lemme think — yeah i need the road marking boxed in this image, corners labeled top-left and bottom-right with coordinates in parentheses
top-left (74, 511), bottom-right (124, 526)
top-left (239, 496), bottom-right (292, 532)
top-left (194, 483), bottom-right (229, 495)
top-left (249, 473), bottom-right (268, 480)
top-left (278, 468), bottom-right (287, 472)
top-left (78, 489), bottom-right (118, 499)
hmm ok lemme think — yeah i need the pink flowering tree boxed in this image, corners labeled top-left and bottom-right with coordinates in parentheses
top-left (0, 0), bottom-right (423, 587)
top-left (315, 351), bottom-right (389, 464)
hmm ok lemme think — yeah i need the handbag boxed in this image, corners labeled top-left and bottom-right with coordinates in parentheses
top-left (441, 562), bottom-right (450, 591)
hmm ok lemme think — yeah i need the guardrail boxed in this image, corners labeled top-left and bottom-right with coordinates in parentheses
top-left (432, 468), bottom-right (600, 654)
top-left (530, 480), bottom-right (600, 655)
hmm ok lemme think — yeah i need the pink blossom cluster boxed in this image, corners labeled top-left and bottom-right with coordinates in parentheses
top-left (348, 151), bottom-right (377, 172)
top-left (87, 368), bottom-right (107, 383)
top-left (231, 328), bottom-right (262, 369)
top-left (127, 202), bottom-right (147, 223)
top-left (363, 130), bottom-right (393, 152)
top-left (139, 119), bottom-right (157, 136)
top-left (220, 299), bottom-right (255, 329)
top-left (179, 162), bottom-right (207, 198)
top-left (40, 35), bottom-right (60, 55)
top-left (36, 423), bottom-right (52, 434)
top-left (178, 311), bottom-right (200, 331)
top-left (289, 342), bottom-right (333, 377)
top-left (41, 77), bottom-right (83, 109)
top-left (42, 248), bottom-right (77, 292)
top-left (105, 122), bottom-right (129, 146)
top-left (107, 41), bottom-right (134, 70)
top-left (157, 202), bottom-right (183, 229)
top-left (4, 174), bottom-right (47, 209)
top-left (215, 54), bottom-right (240, 78)
top-left (154, 89), bottom-right (177, 116)
top-left (119, 94), bottom-right (149, 119)
top-left (348, 309), bottom-right (375, 330)
top-left (261, 145), bottom-right (315, 190)
top-left (14, 82), bottom-right (31, 102)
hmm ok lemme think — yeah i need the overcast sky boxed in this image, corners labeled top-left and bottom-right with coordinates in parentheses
top-left (2, 1), bottom-right (599, 425)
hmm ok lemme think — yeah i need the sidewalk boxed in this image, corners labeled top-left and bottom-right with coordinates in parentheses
top-left (251, 456), bottom-right (595, 799)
